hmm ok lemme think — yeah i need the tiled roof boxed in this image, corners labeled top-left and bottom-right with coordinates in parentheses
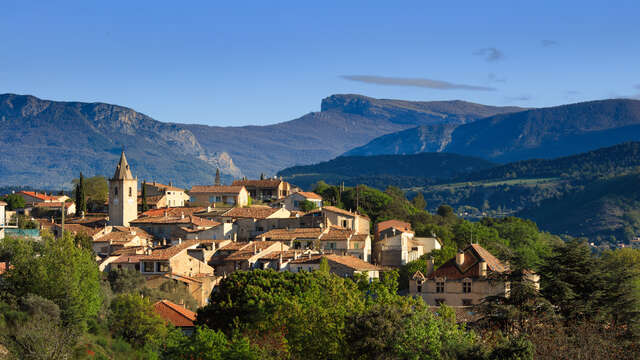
top-left (139, 240), bottom-right (203, 260)
top-left (290, 254), bottom-right (380, 271)
top-left (259, 250), bottom-right (300, 260)
top-left (295, 192), bottom-right (322, 200)
top-left (351, 234), bottom-right (370, 242)
top-left (232, 179), bottom-right (283, 188)
top-left (112, 254), bottom-right (146, 264)
top-left (130, 215), bottom-right (219, 227)
top-left (0, 201), bottom-right (8, 206)
top-left (19, 191), bottom-right (58, 202)
top-left (56, 223), bottom-right (102, 236)
top-left (224, 250), bottom-right (256, 261)
top-left (137, 195), bottom-right (165, 205)
top-left (145, 182), bottom-right (184, 192)
top-left (141, 207), bottom-right (205, 218)
top-left (428, 244), bottom-right (507, 280)
top-left (153, 300), bottom-right (196, 327)
top-left (259, 227), bottom-right (324, 240)
top-left (322, 206), bottom-right (370, 220)
top-left (190, 185), bottom-right (244, 194)
top-left (93, 231), bottom-right (137, 243)
top-left (33, 201), bottom-right (74, 209)
top-left (222, 206), bottom-right (280, 219)
top-left (376, 220), bottom-right (412, 234)
top-left (320, 226), bottom-right (353, 241)
top-left (218, 242), bottom-right (252, 251)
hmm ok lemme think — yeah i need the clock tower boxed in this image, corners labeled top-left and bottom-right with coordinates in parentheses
top-left (108, 151), bottom-right (138, 226)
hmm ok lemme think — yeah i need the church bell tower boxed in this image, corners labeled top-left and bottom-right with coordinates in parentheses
top-left (108, 151), bottom-right (138, 226)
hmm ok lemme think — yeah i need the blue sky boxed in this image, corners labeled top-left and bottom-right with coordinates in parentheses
top-left (1, 1), bottom-right (639, 126)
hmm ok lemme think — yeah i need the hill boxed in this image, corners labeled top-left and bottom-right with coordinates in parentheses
top-left (0, 94), bottom-right (240, 188)
top-left (181, 94), bottom-right (521, 177)
top-left (278, 153), bottom-right (496, 190)
top-left (0, 93), bottom-right (519, 188)
top-left (346, 99), bottom-right (640, 162)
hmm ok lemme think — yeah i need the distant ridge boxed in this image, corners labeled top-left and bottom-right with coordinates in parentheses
top-left (345, 98), bottom-right (640, 163)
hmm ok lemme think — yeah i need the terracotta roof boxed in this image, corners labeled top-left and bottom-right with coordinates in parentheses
top-left (190, 185), bottom-right (245, 194)
top-left (110, 246), bottom-right (146, 256)
top-left (259, 227), bottom-right (324, 240)
top-left (33, 201), bottom-right (73, 209)
top-left (224, 250), bottom-right (256, 261)
top-left (232, 179), bottom-right (283, 188)
top-left (320, 226), bottom-right (353, 241)
top-left (130, 215), bottom-right (219, 227)
top-left (322, 206), bottom-right (369, 220)
top-left (145, 182), bottom-right (184, 192)
top-left (112, 151), bottom-right (134, 180)
top-left (222, 206), bottom-right (280, 219)
top-left (137, 195), bottom-right (165, 205)
top-left (56, 223), bottom-right (102, 236)
top-left (219, 241), bottom-right (282, 261)
top-left (0, 201), bottom-right (7, 206)
top-left (141, 207), bottom-right (205, 218)
top-left (294, 192), bottom-right (322, 200)
top-left (140, 240), bottom-right (204, 260)
top-left (153, 300), bottom-right (196, 327)
top-left (259, 250), bottom-right (300, 260)
top-left (112, 254), bottom-right (145, 264)
top-left (218, 242), bottom-right (252, 251)
top-left (351, 234), bottom-right (370, 242)
top-left (0, 262), bottom-right (10, 276)
top-left (376, 220), bottom-right (412, 235)
top-left (428, 244), bottom-right (507, 280)
top-left (290, 254), bottom-right (380, 271)
top-left (19, 191), bottom-right (58, 202)
top-left (94, 231), bottom-right (137, 243)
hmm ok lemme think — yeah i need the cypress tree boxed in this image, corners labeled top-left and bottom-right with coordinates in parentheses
top-left (77, 172), bottom-right (87, 215)
top-left (141, 180), bottom-right (149, 212)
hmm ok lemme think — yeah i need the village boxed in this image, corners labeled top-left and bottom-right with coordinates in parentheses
top-left (0, 151), bottom-right (527, 332)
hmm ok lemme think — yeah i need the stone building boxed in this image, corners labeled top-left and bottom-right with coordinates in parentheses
top-left (189, 185), bottom-right (249, 207)
top-left (231, 178), bottom-right (291, 201)
top-left (408, 244), bottom-right (539, 307)
top-left (108, 151), bottom-right (138, 226)
top-left (289, 254), bottom-right (381, 280)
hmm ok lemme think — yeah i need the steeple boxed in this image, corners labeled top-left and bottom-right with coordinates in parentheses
top-left (112, 151), bottom-right (134, 180)
top-left (215, 168), bottom-right (221, 186)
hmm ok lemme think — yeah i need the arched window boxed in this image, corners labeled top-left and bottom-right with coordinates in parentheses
top-left (114, 186), bottom-right (118, 196)
top-left (129, 187), bottom-right (132, 197)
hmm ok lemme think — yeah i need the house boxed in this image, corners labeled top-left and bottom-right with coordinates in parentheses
top-left (231, 178), bottom-right (291, 201)
top-left (276, 191), bottom-right (323, 211)
top-left (153, 300), bottom-right (197, 335)
top-left (91, 226), bottom-right (154, 256)
top-left (32, 201), bottom-right (76, 216)
top-left (209, 241), bottom-right (289, 275)
top-left (140, 207), bottom-right (205, 218)
top-left (141, 181), bottom-right (190, 208)
top-left (129, 214), bottom-right (220, 242)
top-left (216, 206), bottom-right (291, 240)
top-left (135, 240), bottom-right (216, 277)
top-left (375, 220), bottom-right (441, 267)
top-left (147, 273), bottom-right (220, 308)
top-left (259, 225), bottom-right (372, 262)
top-left (408, 244), bottom-right (538, 307)
top-left (253, 249), bottom-right (318, 271)
top-left (0, 201), bottom-right (6, 239)
top-left (318, 206), bottom-right (370, 235)
top-left (16, 191), bottom-right (63, 205)
top-left (289, 254), bottom-right (381, 280)
top-left (189, 185), bottom-right (249, 207)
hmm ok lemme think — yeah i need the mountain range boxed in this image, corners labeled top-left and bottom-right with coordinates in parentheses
top-left (0, 93), bottom-right (520, 188)
top-left (346, 99), bottom-right (640, 163)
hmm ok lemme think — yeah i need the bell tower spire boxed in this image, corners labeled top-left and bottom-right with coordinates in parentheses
top-left (108, 151), bottom-right (138, 226)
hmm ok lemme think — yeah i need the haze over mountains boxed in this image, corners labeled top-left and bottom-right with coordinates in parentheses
top-left (346, 98), bottom-right (640, 163)
top-left (0, 93), bottom-right (520, 188)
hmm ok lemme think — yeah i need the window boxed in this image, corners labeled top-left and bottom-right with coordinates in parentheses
top-left (158, 262), bottom-right (170, 272)
top-left (143, 262), bottom-right (154, 272)
top-left (114, 186), bottom-right (118, 196)
top-left (129, 187), bottom-right (132, 197)
top-left (463, 281), bottom-right (472, 293)
top-left (435, 299), bottom-right (446, 305)
top-left (329, 242), bottom-right (336, 249)
top-left (353, 242), bottom-right (359, 249)
top-left (342, 220), bottom-right (348, 228)
top-left (462, 299), bottom-right (473, 306)
top-left (417, 285), bottom-right (422, 293)
top-left (436, 281), bottom-right (445, 293)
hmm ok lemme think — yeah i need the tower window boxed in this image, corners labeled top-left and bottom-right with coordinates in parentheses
top-left (129, 187), bottom-right (132, 197)
top-left (114, 187), bottom-right (118, 196)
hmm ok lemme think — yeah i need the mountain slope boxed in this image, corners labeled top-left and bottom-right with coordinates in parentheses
top-left (277, 153), bottom-right (496, 190)
top-left (346, 99), bottom-right (640, 162)
top-left (181, 94), bottom-right (522, 177)
top-left (0, 94), bottom-right (239, 188)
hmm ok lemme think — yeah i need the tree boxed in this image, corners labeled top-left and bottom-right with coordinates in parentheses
top-left (141, 180), bottom-right (149, 212)
top-left (2, 193), bottom-right (25, 210)
top-left (411, 192), bottom-right (427, 210)
top-left (299, 199), bottom-right (317, 212)
top-left (318, 257), bottom-right (330, 274)
top-left (0, 233), bottom-right (103, 330)
top-left (436, 204), bottom-right (455, 218)
top-left (75, 172), bottom-right (87, 215)
top-left (108, 293), bottom-right (167, 348)
top-left (162, 327), bottom-right (263, 360)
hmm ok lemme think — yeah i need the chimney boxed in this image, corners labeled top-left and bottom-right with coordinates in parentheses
top-left (178, 238), bottom-right (182, 245)
top-left (169, 181), bottom-right (173, 187)
top-left (427, 258), bottom-right (434, 275)
top-left (279, 252), bottom-right (283, 267)
top-left (207, 206), bottom-right (212, 212)
top-left (181, 211), bottom-right (185, 219)
top-left (456, 251), bottom-right (465, 266)
top-left (253, 243), bottom-right (258, 254)
top-left (162, 238), bottom-right (167, 246)
top-left (479, 260), bottom-right (487, 277)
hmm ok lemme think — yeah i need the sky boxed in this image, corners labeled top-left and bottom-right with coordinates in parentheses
top-left (1, 1), bottom-right (639, 126)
